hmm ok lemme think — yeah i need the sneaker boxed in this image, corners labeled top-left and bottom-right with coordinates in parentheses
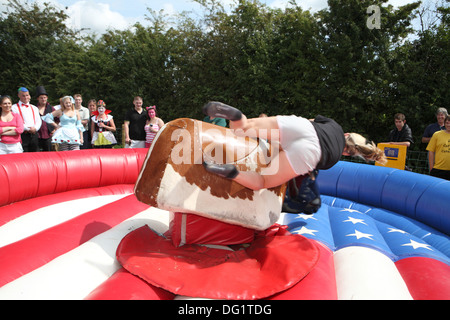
top-left (202, 101), bottom-right (242, 121)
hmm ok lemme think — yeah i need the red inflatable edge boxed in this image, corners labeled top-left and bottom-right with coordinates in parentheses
top-left (396, 257), bottom-right (450, 300)
top-left (0, 184), bottom-right (133, 227)
top-left (0, 149), bottom-right (148, 207)
top-left (0, 191), bottom-right (149, 287)
top-left (85, 268), bottom-right (176, 300)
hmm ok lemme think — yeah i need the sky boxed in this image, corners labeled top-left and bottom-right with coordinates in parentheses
top-left (0, 0), bottom-right (443, 35)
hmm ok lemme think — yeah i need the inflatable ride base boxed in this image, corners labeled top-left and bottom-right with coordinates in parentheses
top-left (1, 149), bottom-right (449, 300)
top-left (116, 224), bottom-right (320, 300)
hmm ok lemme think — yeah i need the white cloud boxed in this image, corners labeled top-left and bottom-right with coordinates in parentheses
top-left (267, 0), bottom-right (328, 12)
top-left (0, 0), bottom-right (137, 34)
top-left (267, 0), bottom-right (419, 12)
top-left (162, 3), bottom-right (176, 16)
top-left (65, 1), bottom-right (132, 34)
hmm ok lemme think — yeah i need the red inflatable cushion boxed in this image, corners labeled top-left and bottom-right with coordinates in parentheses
top-left (168, 212), bottom-right (255, 247)
top-left (85, 268), bottom-right (175, 300)
top-left (116, 225), bottom-right (320, 300)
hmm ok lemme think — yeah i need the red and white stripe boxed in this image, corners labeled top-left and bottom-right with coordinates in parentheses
top-left (0, 149), bottom-right (174, 299)
top-left (0, 189), bottom-right (170, 299)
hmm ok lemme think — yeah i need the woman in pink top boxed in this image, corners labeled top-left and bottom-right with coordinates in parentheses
top-left (144, 106), bottom-right (164, 148)
top-left (0, 95), bottom-right (24, 154)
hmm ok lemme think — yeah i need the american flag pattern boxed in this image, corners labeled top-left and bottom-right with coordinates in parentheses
top-left (282, 200), bottom-right (450, 300)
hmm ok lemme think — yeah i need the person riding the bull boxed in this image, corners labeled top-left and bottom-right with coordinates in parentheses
top-left (202, 102), bottom-right (387, 214)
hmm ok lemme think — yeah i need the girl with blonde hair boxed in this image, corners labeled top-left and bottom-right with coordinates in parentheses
top-left (202, 101), bottom-right (386, 191)
top-left (344, 132), bottom-right (386, 163)
top-left (42, 96), bottom-right (84, 151)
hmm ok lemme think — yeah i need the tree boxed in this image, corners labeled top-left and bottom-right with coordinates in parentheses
top-left (389, 1), bottom-right (450, 148)
top-left (269, 4), bottom-right (323, 117)
top-left (0, 0), bottom-right (77, 102)
top-left (316, 0), bottom-right (420, 142)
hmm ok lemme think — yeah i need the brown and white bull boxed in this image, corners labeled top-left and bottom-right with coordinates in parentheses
top-left (134, 118), bottom-right (286, 230)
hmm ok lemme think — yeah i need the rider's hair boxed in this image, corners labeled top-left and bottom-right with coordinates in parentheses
top-left (346, 133), bottom-right (387, 165)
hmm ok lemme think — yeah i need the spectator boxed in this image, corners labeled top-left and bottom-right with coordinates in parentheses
top-left (73, 94), bottom-right (90, 149)
top-left (422, 107), bottom-right (448, 144)
top-left (0, 95), bottom-right (24, 154)
top-left (203, 113), bottom-right (227, 127)
top-left (383, 113), bottom-right (414, 171)
top-left (144, 106), bottom-right (164, 148)
top-left (426, 115), bottom-right (450, 180)
top-left (86, 99), bottom-right (97, 149)
top-left (35, 86), bottom-right (55, 151)
top-left (87, 99), bottom-right (97, 115)
top-left (124, 96), bottom-right (147, 148)
top-left (91, 100), bottom-right (117, 149)
top-left (385, 113), bottom-right (414, 148)
top-left (11, 87), bottom-right (42, 152)
top-left (41, 96), bottom-right (84, 151)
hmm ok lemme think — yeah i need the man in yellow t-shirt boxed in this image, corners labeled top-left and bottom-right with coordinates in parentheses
top-left (426, 115), bottom-right (450, 180)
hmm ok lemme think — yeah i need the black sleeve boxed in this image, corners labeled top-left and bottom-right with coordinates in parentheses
top-left (404, 126), bottom-right (414, 144)
top-left (311, 115), bottom-right (346, 170)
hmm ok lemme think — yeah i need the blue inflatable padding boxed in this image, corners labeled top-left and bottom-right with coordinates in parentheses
top-left (285, 201), bottom-right (450, 264)
top-left (367, 208), bottom-right (450, 259)
top-left (380, 170), bottom-right (432, 218)
top-left (374, 220), bottom-right (450, 263)
top-left (319, 195), bottom-right (450, 261)
top-left (285, 161), bottom-right (450, 263)
top-left (285, 205), bottom-right (334, 250)
top-left (327, 206), bottom-right (394, 258)
top-left (321, 194), bottom-right (450, 255)
top-left (415, 182), bottom-right (450, 235)
top-left (317, 161), bottom-right (450, 236)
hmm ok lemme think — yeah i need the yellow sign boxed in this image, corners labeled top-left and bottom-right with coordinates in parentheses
top-left (376, 143), bottom-right (407, 170)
